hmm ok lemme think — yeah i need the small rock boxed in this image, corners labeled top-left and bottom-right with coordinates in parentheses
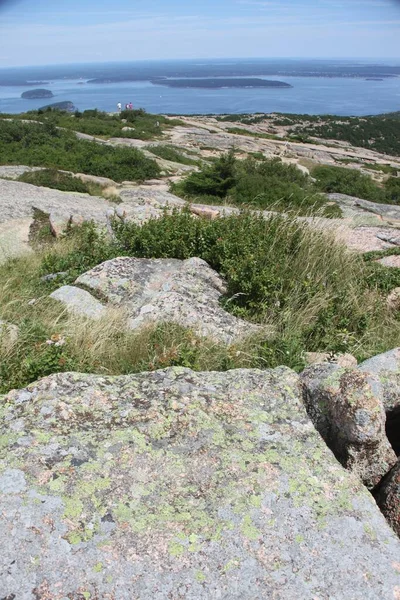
top-left (0, 320), bottom-right (19, 346)
top-left (387, 287), bottom-right (400, 311)
top-left (40, 272), bottom-right (68, 283)
top-left (50, 285), bottom-right (106, 320)
top-left (304, 352), bottom-right (357, 368)
top-left (190, 205), bottom-right (220, 220)
top-left (377, 255), bottom-right (400, 268)
top-left (74, 256), bottom-right (263, 344)
top-left (49, 213), bottom-right (71, 238)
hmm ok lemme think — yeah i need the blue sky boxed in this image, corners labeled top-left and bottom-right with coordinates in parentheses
top-left (0, 0), bottom-right (399, 67)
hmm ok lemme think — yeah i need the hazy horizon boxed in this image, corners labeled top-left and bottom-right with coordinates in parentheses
top-left (1, 57), bottom-right (400, 72)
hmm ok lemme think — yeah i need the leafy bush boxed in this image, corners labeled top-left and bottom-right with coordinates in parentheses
top-left (173, 151), bottom-right (236, 198)
top-left (0, 120), bottom-right (160, 182)
top-left (313, 165), bottom-right (400, 205)
top-left (385, 177), bottom-right (400, 204)
top-left (173, 152), bottom-right (341, 216)
top-left (313, 165), bottom-right (384, 201)
top-left (286, 114), bottom-right (400, 157)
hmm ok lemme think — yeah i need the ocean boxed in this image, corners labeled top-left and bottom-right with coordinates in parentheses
top-left (0, 59), bottom-right (400, 116)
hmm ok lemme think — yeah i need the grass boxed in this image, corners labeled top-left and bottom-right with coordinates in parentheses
top-left (1, 209), bottom-right (398, 393)
top-left (226, 127), bottom-right (283, 141)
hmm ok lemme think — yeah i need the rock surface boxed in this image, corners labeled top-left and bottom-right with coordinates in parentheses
top-left (378, 255), bottom-right (400, 268)
top-left (376, 459), bottom-right (400, 537)
top-left (50, 285), bottom-right (106, 320)
top-left (359, 348), bottom-right (400, 412)
top-left (52, 256), bottom-right (262, 344)
top-left (300, 363), bottom-right (397, 488)
top-left (1, 367), bottom-right (400, 598)
top-left (327, 193), bottom-right (400, 222)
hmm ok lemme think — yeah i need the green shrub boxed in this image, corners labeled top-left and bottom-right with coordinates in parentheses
top-left (0, 120), bottom-right (160, 182)
top-left (385, 177), bottom-right (400, 204)
top-left (313, 165), bottom-right (384, 201)
top-left (174, 151), bottom-right (236, 198)
top-left (173, 153), bottom-right (341, 216)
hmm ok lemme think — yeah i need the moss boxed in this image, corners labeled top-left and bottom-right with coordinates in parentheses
top-left (195, 570), bottom-right (206, 583)
top-left (93, 562), bottom-right (103, 573)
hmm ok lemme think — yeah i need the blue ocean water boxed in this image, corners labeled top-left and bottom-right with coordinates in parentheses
top-left (0, 60), bottom-right (400, 116)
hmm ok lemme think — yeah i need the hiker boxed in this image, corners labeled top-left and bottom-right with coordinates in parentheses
top-left (129, 102), bottom-right (133, 110)
top-left (117, 102), bottom-right (122, 112)
top-left (125, 103), bottom-right (129, 110)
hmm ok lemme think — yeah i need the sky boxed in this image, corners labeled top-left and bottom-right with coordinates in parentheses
top-left (0, 0), bottom-right (399, 67)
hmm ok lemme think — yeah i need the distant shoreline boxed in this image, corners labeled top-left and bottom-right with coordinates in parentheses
top-left (151, 78), bottom-right (292, 89)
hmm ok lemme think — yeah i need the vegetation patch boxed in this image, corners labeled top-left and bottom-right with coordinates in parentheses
top-left (1, 210), bottom-right (398, 393)
top-left (313, 165), bottom-right (400, 204)
top-left (172, 151), bottom-right (341, 217)
top-left (0, 107), bottom-right (183, 141)
top-left (0, 119), bottom-right (160, 182)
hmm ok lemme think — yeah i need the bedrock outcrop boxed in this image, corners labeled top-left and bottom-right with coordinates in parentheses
top-left (1, 367), bottom-right (400, 599)
top-left (50, 256), bottom-right (263, 344)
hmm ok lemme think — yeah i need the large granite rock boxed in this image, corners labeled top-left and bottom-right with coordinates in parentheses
top-left (300, 363), bottom-right (397, 488)
top-left (51, 256), bottom-right (262, 344)
top-left (1, 367), bottom-right (400, 598)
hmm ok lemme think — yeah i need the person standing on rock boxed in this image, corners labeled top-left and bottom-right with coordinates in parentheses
top-left (129, 102), bottom-right (133, 110)
top-left (117, 102), bottom-right (122, 112)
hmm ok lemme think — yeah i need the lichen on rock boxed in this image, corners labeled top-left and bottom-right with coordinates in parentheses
top-left (1, 367), bottom-right (400, 598)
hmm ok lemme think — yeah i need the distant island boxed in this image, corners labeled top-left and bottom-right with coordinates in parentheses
top-left (21, 89), bottom-right (54, 100)
top-left (366, 78), bottom-right (384, 81)
top-left (39, 101), bottom-right (76, 112)
top-left (152, 78), bottom-right (293, 89)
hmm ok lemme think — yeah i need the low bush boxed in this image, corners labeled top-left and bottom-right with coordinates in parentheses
top-left (313, 165), bottom-right (400, 204)
top-left (0, 120), bottom-right (160, 182)
top-left (313, 165), bottom-right (384, 202)
top-left (172, 152), bottom-right (341, 216)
